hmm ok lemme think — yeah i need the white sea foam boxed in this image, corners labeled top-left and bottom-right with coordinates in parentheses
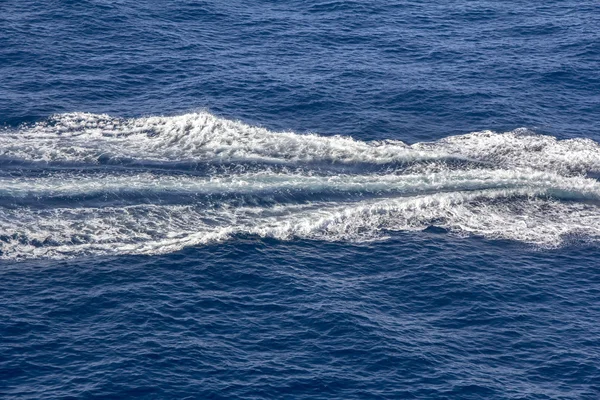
top-left (1, 169), bottom-right (598, 199)
top-left (2, 188), bottom-right (600, 260)
top-left (0, 112), bottom-right (599, 260)
top-left (0, 112), bottom-right (433, 164)
top-left (416, 129), bottom-right (600, 174)
top-left (2, 112), bottom-right (599, 172)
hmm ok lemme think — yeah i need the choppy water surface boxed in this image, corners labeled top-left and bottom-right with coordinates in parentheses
top-left (1, 1), bottom-right (600, 398)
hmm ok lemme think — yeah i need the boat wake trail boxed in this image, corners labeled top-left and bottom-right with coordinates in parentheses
top-left (1, 112), bottom-right (600, 259)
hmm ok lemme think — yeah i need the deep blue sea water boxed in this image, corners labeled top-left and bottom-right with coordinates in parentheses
top-left (1, 1), bottom-right (600, 398)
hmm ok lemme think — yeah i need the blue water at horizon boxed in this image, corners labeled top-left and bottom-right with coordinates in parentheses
top-left (1, 1), bottom-right (600, 398)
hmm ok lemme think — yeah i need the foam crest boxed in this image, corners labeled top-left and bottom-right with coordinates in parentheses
top-left (2, 112), bottom-right (599, 173)
top-left (0, 112), bottom-right (437, 164)
top-left (2, 188), bottom-right (600, 260)
top-left (416, 129), bottom-right (600, 174)
top-left (251, 191), bottom-right (600, 245)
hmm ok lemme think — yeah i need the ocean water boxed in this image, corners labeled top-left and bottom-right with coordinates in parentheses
top-left (1, 1), bottom-right (599, 398)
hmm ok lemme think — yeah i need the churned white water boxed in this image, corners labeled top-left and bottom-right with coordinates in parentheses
top-left (1, 112), bottom-right (599, 259)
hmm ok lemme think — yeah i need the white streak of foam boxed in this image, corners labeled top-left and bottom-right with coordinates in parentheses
top-left (1, 188), bottom-right (600, 260)
top-left (415, 129), bottom-right (600, 173)
top-left (1, 168), bottom-right (599, 200)
top-left (0, 112), bottom-right (437, 164)
top-left (2, 112), bottom-right (599, 173)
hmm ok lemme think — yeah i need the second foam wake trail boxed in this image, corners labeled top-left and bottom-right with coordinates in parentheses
top-left (1, 112), bottom-right (599, 260)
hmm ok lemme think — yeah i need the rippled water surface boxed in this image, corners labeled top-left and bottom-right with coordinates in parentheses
top-left (1, 1), bottom-right (600, 398)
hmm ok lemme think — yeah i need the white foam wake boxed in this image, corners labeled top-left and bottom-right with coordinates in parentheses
top-left (1, 168), bottom-right (598, 199)
top-left (2, 189), bottom-right (600, 259)
top-left (2, 112), bottom-right (599, 172)
top-left (0, 112), bottom-right (434, 164)
top-left (0, 111), bottom-right (599, 260)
